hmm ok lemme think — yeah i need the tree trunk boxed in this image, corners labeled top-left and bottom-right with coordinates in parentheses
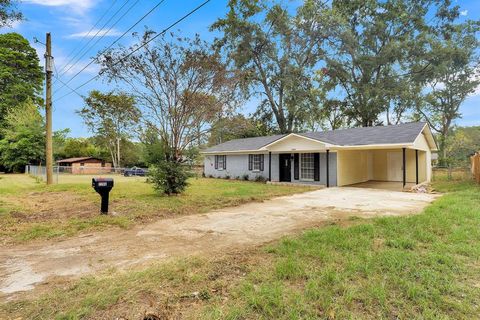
top-left (116, 138), bottom-right (121, 168)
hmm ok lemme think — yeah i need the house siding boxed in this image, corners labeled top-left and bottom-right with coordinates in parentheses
top-left (204, 154), bottom-right (271, 180)
top-left (204, 152), bottom-right (336, 186)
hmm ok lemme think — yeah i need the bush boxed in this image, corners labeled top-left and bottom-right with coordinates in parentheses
top-left (255, 175), bottom-right (267, 183)
top-left (149, 160), bottom-right (191, 195)
top-left (225, 175), bottom-right (231, 180)
top-left (242, 174), bottom-right (249, 181)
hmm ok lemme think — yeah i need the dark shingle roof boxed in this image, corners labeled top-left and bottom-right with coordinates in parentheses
top-left (203, 134), bottom-right (286, 152)
top-left (300, 122), bottom-right (427, 146)
top-left (203, 122), bottom-right (427, 152)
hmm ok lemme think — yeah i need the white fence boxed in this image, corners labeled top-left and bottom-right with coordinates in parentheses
top-left (25, 165), bottom-right (148, 183)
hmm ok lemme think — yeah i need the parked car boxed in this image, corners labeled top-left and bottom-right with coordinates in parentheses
top-left (123, 167), bottom-right (148, 177)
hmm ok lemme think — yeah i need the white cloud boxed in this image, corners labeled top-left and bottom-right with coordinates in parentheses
top-left (23, 0), bottom-right (96, 13)
top-left (67, 28), bottom-right (122, 39)
top-left (460, 10), bottom-right (468, 16)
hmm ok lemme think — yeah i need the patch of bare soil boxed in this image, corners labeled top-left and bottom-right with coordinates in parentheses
top-left (6, 192), bottom-right (97, 222)
top-left (0, 187), bottom-right (439, 304)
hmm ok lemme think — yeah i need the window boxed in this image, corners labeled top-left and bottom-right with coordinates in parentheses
top-left (80, 163), bottom-right (85, 167)
top-left (215, 155), bottom-right (226, 170)
top-left (253, 154), bottom-right (262, 171)
top-left (248, 154), bottom-right (264, 171)
top-left (300, 153), bottom-right (314, 180)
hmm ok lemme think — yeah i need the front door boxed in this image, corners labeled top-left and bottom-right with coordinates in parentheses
top-left (279, 153), bottom-right (291, 182)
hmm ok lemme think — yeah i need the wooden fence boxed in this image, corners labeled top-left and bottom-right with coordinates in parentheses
top-left (472, 152), bottom-right (480, 184)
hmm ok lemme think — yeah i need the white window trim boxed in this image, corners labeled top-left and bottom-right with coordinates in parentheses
top-left (299, 153), bottom-right (314, 181)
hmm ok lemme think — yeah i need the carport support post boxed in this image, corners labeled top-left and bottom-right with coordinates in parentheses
top-left (402, 147), bottom-right (406, 188)
top-left (326, 150), bottom-right (330, 188)
top-left (415, 149), bottom-right (419, 185)
top-left (268, 152), bottom-right (272, 181)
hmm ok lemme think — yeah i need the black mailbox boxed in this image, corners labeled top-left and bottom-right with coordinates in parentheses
top-left (92, 177), bottom-right (114, 214)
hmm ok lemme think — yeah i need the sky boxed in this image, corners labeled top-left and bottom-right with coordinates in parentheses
top-left (2, 0), bottom-right (480, 137)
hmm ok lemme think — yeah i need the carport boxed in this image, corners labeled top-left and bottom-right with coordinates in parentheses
top-left (336, 145), bottom-right (430, 190)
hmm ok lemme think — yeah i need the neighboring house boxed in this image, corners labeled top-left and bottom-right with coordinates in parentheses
top-left (201, 122), bottom-right (438, 188)
top-left (57, 157), bottom-right (112, 174)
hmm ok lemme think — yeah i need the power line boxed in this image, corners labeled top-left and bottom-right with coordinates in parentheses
top-left (54, 0), bottom-right (166, 95)
top-left (54, 0), bottom-right (119, 80)
top-left (56, 0), bottom-right (135, 79)
top-left (54, 0), bottom-right (211, 103)
top-left (53, 59), bottom-right (85, 101)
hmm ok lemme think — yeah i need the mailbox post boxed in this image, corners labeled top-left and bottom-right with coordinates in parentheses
top-left (92, 178), bottom-right (114, 214)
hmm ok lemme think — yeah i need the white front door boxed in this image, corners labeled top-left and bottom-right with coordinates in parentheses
top-left (387, 151), bottom-right (403, 181)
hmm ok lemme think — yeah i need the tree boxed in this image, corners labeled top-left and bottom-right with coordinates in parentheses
top-left (53, 128), bottom-right (70, 160)
top-left (212, 0), bottom-right (332, 133)
top-left (0, 100), bottom-right (44, 172)
top-left (444, 126), bottom-right (480, 167)
top-left (99, 32), bottom-right (239, 194)
top-left (0, 33), bottom-right (43, 129)
top-left (318, 0), bottom-right (432, 127)
top-left (78, 90), bottom-right (140, 168)
top-left (208, 114), bottom-right (262, 146)
top-left (0, 0), bottom-right (22, 28)
top-left (99, 32), bottom-right (239, 161)
top-left (416, 2), bottom-right (480, 165)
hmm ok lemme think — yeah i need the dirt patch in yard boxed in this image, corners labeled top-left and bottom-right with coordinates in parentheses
top-left (6, 192), bottom-right (97, 222)
top-left (0, 187), bottom-right (439, 303)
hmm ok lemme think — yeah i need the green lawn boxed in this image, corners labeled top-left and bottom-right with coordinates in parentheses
top-left (0, 174), bottom-right (308, 243)
top-left (2, 180), bottom-right (479, 319)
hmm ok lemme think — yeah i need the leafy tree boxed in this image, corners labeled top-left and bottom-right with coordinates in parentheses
top-left (441, 126), bottom-right (480, 168)
top-left (99, 32), bottom-right (239, 162)
top-left (0, 0), bottom-right (22, 28)
top-left (208, 114), bottom-right (263, 145)
top-left (59, 138), bottom-right (101, 159)
top-left (416, 2), bottom-right (480, 165)
top-left (139, 126), bottom-right (166, 166)
top-left (78, 90), bottom-right (140, 168)
top-left (0, 33), bottom-right (43, 128)
top-left (0, 100), bottom-right (44, 172)
top-left (53, 128), bottom-right (70, 160)
top-left (212, 0), bottom-right (332, 133)
top-left (318, 0), bottom-right (431, 127)
top-left (99, 32), bottom-right (240, 194)
top-left (119, 140), bottom-right (144, 167)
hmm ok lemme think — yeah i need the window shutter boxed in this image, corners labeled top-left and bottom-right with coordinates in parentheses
top-left (314, 153), bottom-right (320, 181)
top-left (223, 155), bottom-right (227, 169)
top-left (260, 154), bottom-right (264, 171)
top-left (215, 155), bottom-right (218, 169)
top-left (248, 154), bottom-right (253, 171)
top-left (294, 153), bottom-right (299, 180)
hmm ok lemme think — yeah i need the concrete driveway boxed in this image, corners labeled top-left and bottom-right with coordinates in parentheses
top-left (0, 187), bottom-right (438, 298)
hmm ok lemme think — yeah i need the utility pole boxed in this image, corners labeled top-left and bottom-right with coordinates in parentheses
top-left (45, 33), bottom-right (53, 185)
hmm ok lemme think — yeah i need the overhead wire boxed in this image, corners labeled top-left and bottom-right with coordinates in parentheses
top-left (55, 0), bottom-right (136, 80)
top-left (54, 0), bottom-right (119, 81)
top-left (54, 0), bottom-right (166, 95)
top-left (53, 0), bottom-right (211, 103)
